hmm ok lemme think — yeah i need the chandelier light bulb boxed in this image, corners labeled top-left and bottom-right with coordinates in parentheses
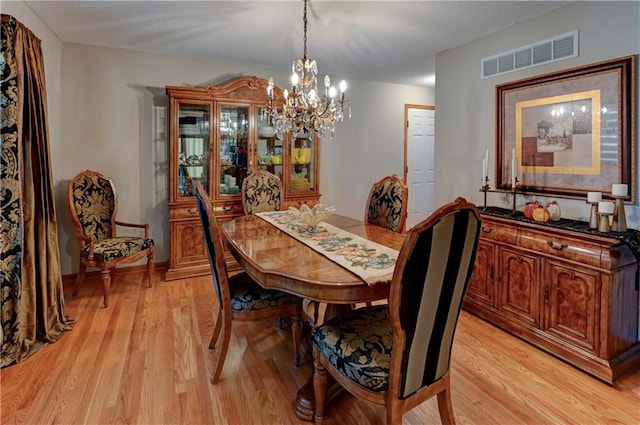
top-left (339, 80), bottom-right (347, 93)
top-left (291, 73), bottom-right (299, 86)
top-left (328, 86), bottom-right (337, 98)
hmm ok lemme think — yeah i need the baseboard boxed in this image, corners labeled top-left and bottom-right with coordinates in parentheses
top-left (62, 261), bottom-right (168, 288)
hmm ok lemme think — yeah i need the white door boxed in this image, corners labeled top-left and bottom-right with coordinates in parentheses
top-left (405, 105), bottom-right (435, 229)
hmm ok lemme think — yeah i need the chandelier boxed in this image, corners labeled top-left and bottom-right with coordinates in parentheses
top-left (265, 0), bottom-right (350, 141)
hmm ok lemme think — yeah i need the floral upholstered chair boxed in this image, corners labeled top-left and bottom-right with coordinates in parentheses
top-left (67, 170), bottom-right (154, 308)
top-left (365, 174), bottom-right (408, 233)
top-left (241, 170), bottom-right (282, 215)
top-left (313, 197), bottom-right (481, 424)
top-left (195, 182), bottom-right (303, 384)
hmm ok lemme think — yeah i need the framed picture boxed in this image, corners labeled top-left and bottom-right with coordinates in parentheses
top-left (496, 55), bottom-right (636, 202)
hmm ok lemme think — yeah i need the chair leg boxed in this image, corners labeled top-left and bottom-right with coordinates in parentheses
top-left (291, 313), bottom-right (302, 367)
top-left (437, 381), bottom-right (456, 425)
top-left (211, 318), bottom-right (231, 385)
top-left (312, 348), bottom-right (327, 423)
top-left (209, 309), bottom-right (223, 350)
top-left (147, 252), bottom-right (155, 288)
top-left (73, 262), bottom-right (87, 296)
top-left (100, 269), bottom-right (111, 308)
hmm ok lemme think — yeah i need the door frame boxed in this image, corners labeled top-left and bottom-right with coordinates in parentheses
top-left (404, 103), bottom-right (435, 228)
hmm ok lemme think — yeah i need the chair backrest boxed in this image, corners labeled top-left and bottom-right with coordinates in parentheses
top-left (195, 181), bottom-right (230, 309)
top-left (68, 169), bottom-right (118, 242)
top-left (388, 197), bottom-right (480, 400)
top-left (241, 170), bottom-right (282, 215)
top-left (365, 174), bottom-right (408, 233)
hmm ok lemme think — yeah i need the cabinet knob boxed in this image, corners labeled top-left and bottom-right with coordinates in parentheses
top-left (481, 226), bottom-right (494, 233)
top-left (187, 208), bottom-right (197, 215)
top-left (544, 284), bottom-right (550, 305)
top-left (546, 240), bottom-right (568, 250)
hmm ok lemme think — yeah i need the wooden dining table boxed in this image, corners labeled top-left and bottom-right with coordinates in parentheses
top-left (221, 213), bottom-right (405, 421)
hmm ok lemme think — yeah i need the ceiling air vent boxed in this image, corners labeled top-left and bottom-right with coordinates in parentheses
top-left (481, 30), bottom-right (578, 79)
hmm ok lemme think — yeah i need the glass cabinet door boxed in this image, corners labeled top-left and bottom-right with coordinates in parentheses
top-left (219, 105), bottom-right (249, 196)
top-left (290, 132), bottom-right (315, 193)
top-left (256, 108), bottom-right (283, 179)
top-left (178, 103), bottom-right (210, 197)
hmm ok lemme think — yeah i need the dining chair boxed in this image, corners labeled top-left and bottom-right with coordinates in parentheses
top-left (312, 197), bottom-right (481, 424)
top-left (67, 169), bottom-right (154, 308)
top-left (365, 174), bottom-right (408, 233)
top-left (241, 170), bottom-right (282, 215)
top-left (195, 182), bottom-right (303, 384)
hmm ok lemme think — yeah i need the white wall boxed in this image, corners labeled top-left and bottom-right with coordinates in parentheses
top-left (321, 80), bottom-right (434, 220)
top-left (435, 1), bottom-right (640, 224)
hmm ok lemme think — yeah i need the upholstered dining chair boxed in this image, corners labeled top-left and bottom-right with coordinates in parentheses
top-left (312, 197), bottom-right (481, 424)
top-left (365, 174), bottom-right (408, 233)
top-left (241, 170), bottom-right (282, 215)
top-left (195, 182), bottom-right (303, 384)
top-left (67, 169), bottom-right (154, 308)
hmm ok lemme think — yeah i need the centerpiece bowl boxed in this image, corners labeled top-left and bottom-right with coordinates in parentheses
top-left (288, 203), bottom-right (336, 231)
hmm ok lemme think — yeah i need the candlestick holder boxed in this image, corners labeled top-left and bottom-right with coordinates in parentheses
top-left (610, 194), bottom-right (627, 232)
top-left (587, 201), bottom-right (598, 229)
top-left (597, 212), bottom-right (613, 233)
top-left (479, 177), bottom-right (490, 209)
top-left (511, 177), bottom-right (519, 214)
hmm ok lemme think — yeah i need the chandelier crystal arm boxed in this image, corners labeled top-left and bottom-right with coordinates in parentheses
top-left (265, 0), bottom-right (349, 141)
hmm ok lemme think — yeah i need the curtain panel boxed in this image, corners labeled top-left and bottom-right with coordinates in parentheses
top-left (1, 14), bottom-right (71, 368)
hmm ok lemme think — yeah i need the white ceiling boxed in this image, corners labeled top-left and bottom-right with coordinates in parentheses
top-left (23, 0), bottom-right (572, 87)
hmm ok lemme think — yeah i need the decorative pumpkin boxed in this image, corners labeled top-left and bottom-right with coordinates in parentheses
top-left (532, 207), bottom-right (550, 223)
top-left (524, 201), bottom-right (541, 219)
top-left (546, 200), bottom-right (561, 221)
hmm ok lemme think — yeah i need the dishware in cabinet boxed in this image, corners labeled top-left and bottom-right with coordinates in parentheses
top-left (285, 132), bottom-right (320, 209)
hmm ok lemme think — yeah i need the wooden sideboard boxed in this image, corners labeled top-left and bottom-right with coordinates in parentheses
top-left (464, 208), bottom-right (640, 384)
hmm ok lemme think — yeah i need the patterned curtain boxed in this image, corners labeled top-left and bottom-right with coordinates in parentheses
top-left (1, 14), bottom-right (72, 368)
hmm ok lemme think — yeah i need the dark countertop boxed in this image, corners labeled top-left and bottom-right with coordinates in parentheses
top-left (478, 206), bottom-right (640, 260)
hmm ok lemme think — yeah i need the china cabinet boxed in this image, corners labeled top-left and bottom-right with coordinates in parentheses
top-left (166, 77), bottom-right (321, 280)
top-left (465, 209), bottom-right (640, 383)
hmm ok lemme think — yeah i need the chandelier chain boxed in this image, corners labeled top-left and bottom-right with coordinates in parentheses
top-left (303, 0), bottom-right (308, 61)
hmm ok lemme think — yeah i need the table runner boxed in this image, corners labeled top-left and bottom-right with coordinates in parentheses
top-left (256, 211), bottom-right (399, 285)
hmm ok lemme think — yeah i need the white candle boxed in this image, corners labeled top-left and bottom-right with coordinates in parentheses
top-left (482, 158), bottom-right (487, 184)
top-left (598, 201), bottom-right (614, 214)
top-left (612, 183), bottom-right (628, 196)
top-left (587, 192), bottom-right (602, 203)
top-left (511, 148), bottom-right (517, 187)
top-left (482, 149), bottom-right (489, 186)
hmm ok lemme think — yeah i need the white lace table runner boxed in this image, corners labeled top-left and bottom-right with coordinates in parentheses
top-left (256, 211), bottom-right (399, 285)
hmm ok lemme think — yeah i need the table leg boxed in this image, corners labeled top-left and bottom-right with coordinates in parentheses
top-left (295, 374), bottom-right (345, 421)
top-left (296, 301), bottom-right (352, 421)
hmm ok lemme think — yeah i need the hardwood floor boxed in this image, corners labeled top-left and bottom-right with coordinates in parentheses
top-left (2, 270), bottom-right (639, 424)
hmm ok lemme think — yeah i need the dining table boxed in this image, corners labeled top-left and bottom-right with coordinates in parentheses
top-left (221, 213), bottom-right (405, 421)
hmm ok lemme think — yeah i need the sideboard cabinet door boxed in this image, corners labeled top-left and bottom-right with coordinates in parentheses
top-left (544, 259), bottom-right (599, 354)
top-left (498, 247), bottom-right (541, 328)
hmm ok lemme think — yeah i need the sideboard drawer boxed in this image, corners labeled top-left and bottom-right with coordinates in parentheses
top-left (479, 219), bottom-right (517, 244)
top-left (518, 228), bottom-right (604, 267)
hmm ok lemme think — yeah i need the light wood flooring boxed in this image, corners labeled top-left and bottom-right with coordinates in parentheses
top-left (2, 270), bottom-right (639, 424)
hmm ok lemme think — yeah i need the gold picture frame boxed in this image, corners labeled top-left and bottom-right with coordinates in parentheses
top-left (496, 55), bottom-right (636, 202)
